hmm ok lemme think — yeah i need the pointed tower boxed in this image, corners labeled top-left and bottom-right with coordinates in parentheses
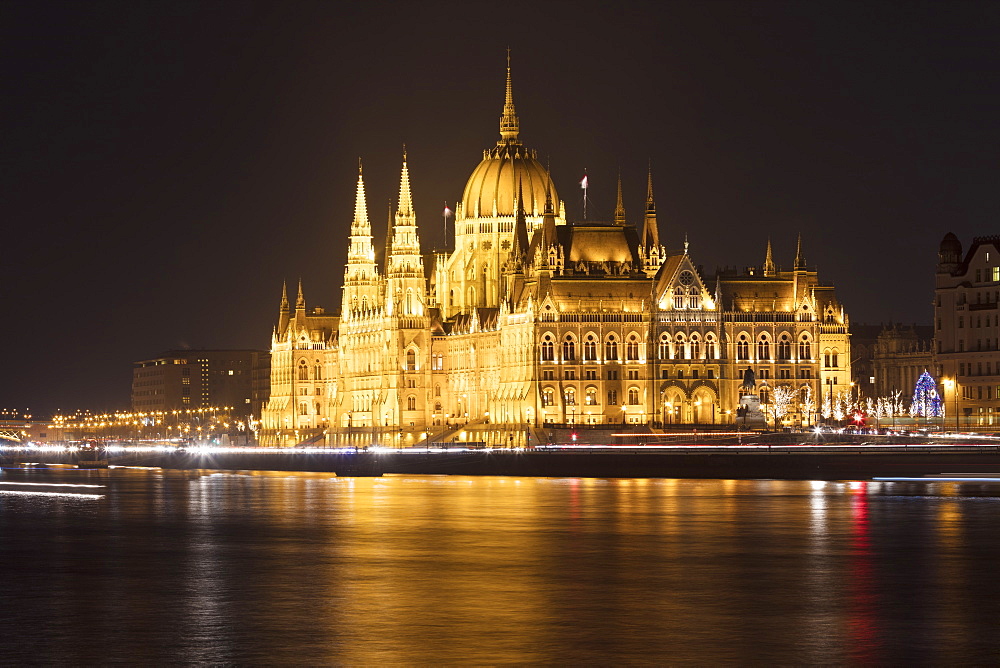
top-left (385, 149), bottom-right (426, 317)
top-left (642, 163), bottom-right (660, 248)
top-left (794, 233), bottom-right (806, 269)
top-left (763, 239), bottom-right (776, 276)
top-left (614, 172), bottom-right (626, 226)
top-left (341, 160), bottom-right (381, 319)
top-left (277, 280), bottom-right (290, 335)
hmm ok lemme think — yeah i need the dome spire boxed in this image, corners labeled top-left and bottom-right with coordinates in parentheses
top-left (642, 161), bottom-right (660, 248)
top-left (499, 48), bottom-right (520, 142)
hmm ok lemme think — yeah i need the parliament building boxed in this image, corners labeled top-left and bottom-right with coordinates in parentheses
top-left (260, 66), bottom-right (852, 446)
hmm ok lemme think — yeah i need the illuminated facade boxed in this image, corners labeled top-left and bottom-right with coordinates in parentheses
top-left (935, 234), bottom-right (1000, 429)
top-left (260, 67), bottom-right (852, 445)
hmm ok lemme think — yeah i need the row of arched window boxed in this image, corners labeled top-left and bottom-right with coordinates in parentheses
top-left (541, 333), bottom-right (642, 362)
top-left (541, 386), bottom-right (640, 407)
top-left (672, 287), bottom-right (701, 309)
top-left (736, 333), bottom-right (813, 361)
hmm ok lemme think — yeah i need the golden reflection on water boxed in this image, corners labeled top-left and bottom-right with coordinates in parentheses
top-left (3, 468), bottom-right (999, 664)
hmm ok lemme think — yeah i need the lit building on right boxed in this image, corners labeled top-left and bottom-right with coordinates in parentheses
top-left (935, 234), bottom-right (1000, 430)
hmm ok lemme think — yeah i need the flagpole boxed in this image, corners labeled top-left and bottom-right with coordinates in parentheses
top-left (581, 169), bottom-right (588, 221)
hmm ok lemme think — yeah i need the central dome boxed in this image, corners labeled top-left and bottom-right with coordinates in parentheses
top-left (461, 63), bottom-right (559, 219)
top-left (462, 144), bottom-right (557, 218)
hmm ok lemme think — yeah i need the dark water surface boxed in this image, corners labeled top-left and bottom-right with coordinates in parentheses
top-left (2, 468), bottom-right (999, 664)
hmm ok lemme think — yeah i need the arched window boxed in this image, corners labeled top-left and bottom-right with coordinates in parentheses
top-left (407, 395), bottom-right (416, 411)
top-left (361, 296), bottom-right (368, 311)
top-left (434, 384), bottom-right (441, 397)
top-left (705, 334), bottom-right (717, 360)
top-left (607, 389), bottom-right (618, 405)
top-left (675, 333), bottom-right (687, 360)
top-left (406, 349), bottom-right (417, 371)
top-left (563, 336), bottom-right (576, 361)
top-left (585, 387), bottom-right (598, 405)
top-left (831, 349), bottom-right (840, 367)
top-left (798, 335), bottom-right (812, 360)
top-left (690, 334), bottom-right (702, 360)
top-left (297, 360), bottom-right (309, 381)
top-left (314, 361), bottom-right (323, 381)
top-left (541, 335), bottom-right (554, 361)
top-left (564, 387), bottom-right (577, 406)
top-left (434, 402), bottom-right (442, 412)
top-left (737, 334), bottom-right (750, 360)
top-left (584, 334), bottom-right (597, 361)
top-left (315, 401), bottom-right (321, 415)
top-left (673, 287), bottom-right (685, 309)
top-left (688, 287), bottom-right (700, 309)
top-left (628, 388), bottom-right (640, 405)
top-left (777, 333), bottom-right (791, 361)
top-left (759, 386), bottom-right (771, 405)
top-left (299, 401), bottom-right (308, 415)
top-left (542, 387), bottom-right (555, 407)
top-left (757, 335), bottom-right (771, 361)
top-left (605, 336), bottom-right (619, 361)
top-left (625, 334), bottom-right (640, 361)
top-left (468, 286), bottom-right (477, 304)
top-left (658, 334), bottom-right (670, 360)
top-left (823, 348), bottom-right (832, 367)
top-left (405, 289), bottom-right (414, 315)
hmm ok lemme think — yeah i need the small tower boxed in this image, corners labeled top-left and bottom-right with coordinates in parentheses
top-left (763, 239), bottom-right (776, 276)
top-left (614, 172), bottom-right (626, 227)
top-left (794, 233), bottom-right (806, 269)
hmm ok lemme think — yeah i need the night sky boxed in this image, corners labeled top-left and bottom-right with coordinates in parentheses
top-left (3, 1), bottom-right (998, 414)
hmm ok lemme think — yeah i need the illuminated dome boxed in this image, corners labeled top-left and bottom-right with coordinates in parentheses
top-left (461, 64), bottom-right (558, 218)
top-left (462, 146), bottom-right (557, 218)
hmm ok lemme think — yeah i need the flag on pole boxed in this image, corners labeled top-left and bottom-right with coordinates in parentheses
top-left (580, 174), bottom-right (588, 189)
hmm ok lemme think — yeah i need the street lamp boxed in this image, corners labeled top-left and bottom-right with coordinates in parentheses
top-left (944, 378), bottom-right (959, 433)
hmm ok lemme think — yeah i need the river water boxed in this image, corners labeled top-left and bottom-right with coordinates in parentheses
top-left (1, 467), bottom-right (998, 664)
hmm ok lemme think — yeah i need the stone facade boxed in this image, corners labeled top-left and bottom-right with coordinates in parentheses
top-left (935, 234), bottom-right (1000, 430)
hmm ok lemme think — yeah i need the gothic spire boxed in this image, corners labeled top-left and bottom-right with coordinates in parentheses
top-left (513, 178), bottom-right (530, 259)
top-left (280, 280), bottom-right (289, 312)
top-left (398, 146), bottom-right (413, 217)
top-left (352, 158), bottom-right (370, 234)
top-left (295, 279), bottom-right (305, 310)
top-left (614, 171), bottom-right (626, 226)
top-left (499, 49), bottom-right (520, 142)
top-left (642, 162), bottom-right (660, 248)
top-left (764, 238), bottom-right (776, 275)
top-left (795, 233), bottom-right (805, 269)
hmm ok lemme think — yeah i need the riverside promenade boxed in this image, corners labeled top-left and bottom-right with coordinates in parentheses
top-left (5, 439), bottom-right (1000, 481)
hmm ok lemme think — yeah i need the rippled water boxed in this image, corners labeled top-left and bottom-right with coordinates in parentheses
top-left (1, 467), bottom-right (999, 664)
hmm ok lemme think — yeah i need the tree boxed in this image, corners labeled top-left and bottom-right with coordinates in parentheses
top-left (800, 386), bottom-right (816, 426)
top-left (768, 385), bottom-right (797, 428)
top-left (910, 370), bottom-right (944, 418)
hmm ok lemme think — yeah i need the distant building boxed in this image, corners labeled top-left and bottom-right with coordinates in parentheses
top-left (259, 64), bottom-right (853, 445)
top-left (871, 324), bottom-right (933, 398)
top-left (935, 234), bottom-right (1000, 430)
top-left (132, 350), bottom-right (270, 417)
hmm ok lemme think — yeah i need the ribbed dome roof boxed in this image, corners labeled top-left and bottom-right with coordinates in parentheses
top-left (462, 143), bottom-right (557, 218)
top-left (940, 232), bottom-right (962, 255)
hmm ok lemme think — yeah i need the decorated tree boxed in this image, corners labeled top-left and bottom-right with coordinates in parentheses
top-left (821, 392), bottom-right (833, 420)
top-left (800, 386), bottom-right (816, 426)
top-left (910, 370), bottom-right (945, 418)
top-left (768, 385), bottom-right (798, 428)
